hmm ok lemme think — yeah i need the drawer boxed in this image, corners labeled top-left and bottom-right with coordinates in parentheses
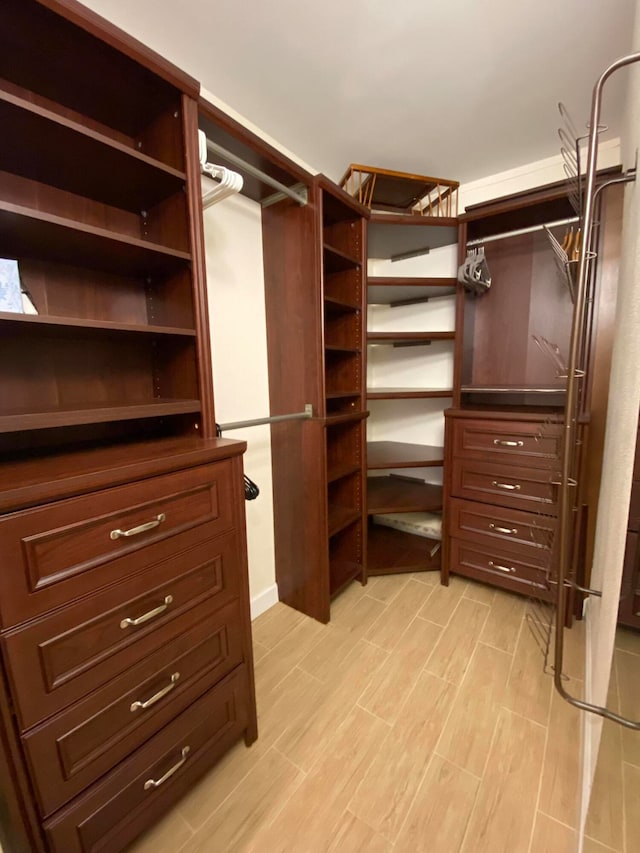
top-left (23, 598), bottom-right (244, 817)
top-left (451, 458), bottom-right (558, 512)
top-left (452, 418), bottom-right (561, 468)
top-left (449, 497), bottom-right (556, 562)
top-left (44, 667), bottom-right (250, 853)
top-left (450, 538), bottom-right (553, 599)
top-left (0, 460), bottom-right (235, 628)
top-left (3, 533), bottom-right (240, 730)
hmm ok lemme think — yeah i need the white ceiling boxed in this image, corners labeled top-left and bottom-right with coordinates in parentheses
top-left (82, 0), bottom-right (637, 183)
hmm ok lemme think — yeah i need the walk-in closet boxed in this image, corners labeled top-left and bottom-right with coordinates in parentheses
top-left (0, 1), bottom-right (639, 852)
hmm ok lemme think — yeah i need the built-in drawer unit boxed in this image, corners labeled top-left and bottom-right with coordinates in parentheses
top-left (43, 667), bottom-right (250, 853)
top-left (451, 418), bottom-right (561, 468)
top-left (3, 532), bottom-right (240, 730)
top-left (451, 458), bottom-right (558, 513)
top-left (0, 460), bottom-right (235, 627)
top-left (450, 539), bottom-right (553, 599)
top-left (23, 599), bottom-right (243, 817)
top-left (449, 497), bottom-right (556, 559)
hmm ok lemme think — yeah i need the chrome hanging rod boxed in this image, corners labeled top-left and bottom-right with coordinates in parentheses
top-left (205, 138), bottom-right (308, 207)
top-left (554, 50), bottom-right (640, 731)
top-left (466, 216), bottom-right (580, 247)
top-left (217, 404), bottom-right (313, 432)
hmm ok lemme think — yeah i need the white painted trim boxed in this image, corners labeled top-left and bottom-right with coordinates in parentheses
top-left (250, 583), bottom-right (279, 621)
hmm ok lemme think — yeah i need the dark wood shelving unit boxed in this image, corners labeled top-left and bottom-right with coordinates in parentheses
top-left (0, 4), bottom-right (259, 852)
top-left (367, 441), bottom-right (444, 468)
top-left (368, 277), bottom-right (457, 305)
top-left (364, 204), bottom-right (458, 579)
top-left (366, 387), bottom-right (454, 400)
top-left (367, 476), bottom-right (443, 514)
top-left (263, 175), bottom-right (369, 623)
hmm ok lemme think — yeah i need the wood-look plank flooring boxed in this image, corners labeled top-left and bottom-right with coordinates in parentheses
top-left (128, 575), bottom-right (639, 853)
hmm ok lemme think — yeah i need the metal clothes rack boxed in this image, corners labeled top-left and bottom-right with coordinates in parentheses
top-left (553, 52), bottom-right (640, 730)
top-left (204, 137), bottom-right (308, 207)
top-left (465, 216), bottom-right (580, 248)
top-left (217, 404), bottom-right (313, 433)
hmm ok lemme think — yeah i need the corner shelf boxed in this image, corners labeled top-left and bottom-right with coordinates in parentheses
top-left (367, 331), bottom-right (455, 346)
top-left (367, 388), bottom-right (453, 400)
top-left (368, 277), bottom-right (457, 306)
top-left (367, 476), bottom-right (443, 514)
top-left (367, 442), bottom-right (444, 469)
top-left (368, 213), bottom-right (458, 260)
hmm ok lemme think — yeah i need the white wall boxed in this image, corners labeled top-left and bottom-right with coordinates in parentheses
top-left (202, 193), bottom-right (277, 619)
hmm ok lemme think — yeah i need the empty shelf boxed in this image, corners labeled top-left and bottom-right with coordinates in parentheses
top-left (329, 560), bottom-right (362, 596)
top-left (0, 399), bottom-right (201, 433)
top-left (0, 312), bottom-right (196, 338)
top-left (368, 214), bottom-right (458, 260)
top-left (368, 277), bottom-right (457, 305)
top-left (367, 476), bottom-right (443, 514)
top-left (367, 332), bottom-right (455, 346)
top-left (367, 442), bottom-right (444, 469)
top-left (367, 388), bottom-right (453, 400)
top-left (328, 505), bottom-right (361, 537)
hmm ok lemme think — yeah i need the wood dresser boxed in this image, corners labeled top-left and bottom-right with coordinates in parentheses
top-left (0, 1), bottom-right (257, 850)
top-left (0, 439), bottom-right (257, 853)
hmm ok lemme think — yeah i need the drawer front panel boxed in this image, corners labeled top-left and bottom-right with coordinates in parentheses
top-left (452, 419), bottom-right (561, 467)
top-left (449, 497), bottom-right (556, 562)
top-left (451, 458), bottom-right (558, 512)
top-left (4, 533), bottom-right (240, 730)
top-left (44, 667), bottom-right (249, 853)
top-left (0, 460), bottom-right (235, 627)
top-left (24, 599), bottom-right (244, 817)
top-left (451, 538), bottom-right (553, 599)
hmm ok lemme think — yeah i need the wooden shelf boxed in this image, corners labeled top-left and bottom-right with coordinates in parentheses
top-left (367, 476), bottom-right (443, 514)
top-left (367, 331), bottom-right (455, 346)
top-left (368, 214), bottom-right (458, 260)
top-left (324, 295), bottom-right (359, 313)
top-left (367, 388), bottom-right (453, 400)
top-left (367, 523), bottom-right (440, 575)
top-left (0, 201), bottom-right (190, 275)
top-left (330, 560), bottom-right (362, 596)
top-left (323, 243), bottom-right (361, 273)
top-left (326, 391), bottom-right (361, 400)
top-left (0, 399), bottom-right (201, 434)
top-left (367, 442), bottom-right (444, 469)
top-left (324, 412), bottom-right (369, 428)
top-left (325, 344), bottom-right (361, 354)
top-left (367, 277), bottom-right (457, 305)
top-left (0, 312), bottom-right (196, 338)
top-left (328, 505), bottom-right (361, 537)
top-left (0, 89), bottom-right (186, 213)
top-left (327, 461), bottom-right (361, 483)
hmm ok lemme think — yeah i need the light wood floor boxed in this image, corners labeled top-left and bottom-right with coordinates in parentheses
top-left (129, 574), bottom-right (640, 853)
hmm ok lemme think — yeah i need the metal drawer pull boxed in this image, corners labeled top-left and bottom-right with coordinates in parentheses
top-left (143, 746), bottom-right (190, 791)
top-left (489, 523), bottom-right (518, 535)
top-left (493, 439), bottom-right (524, 448)
top-left (492, 481), bottom-right (521, 491)
top-left (130, 673), bottom-right (180, 712)
top-left (120, 595), bottom-right (173, 629)
top-left (110, 513), bottom-right (166, 540)
top-left (488, 560), bottom-right (516, 574)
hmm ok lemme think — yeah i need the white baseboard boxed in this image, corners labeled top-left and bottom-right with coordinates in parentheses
top-left (250, 583), bottom-right (279, 621)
